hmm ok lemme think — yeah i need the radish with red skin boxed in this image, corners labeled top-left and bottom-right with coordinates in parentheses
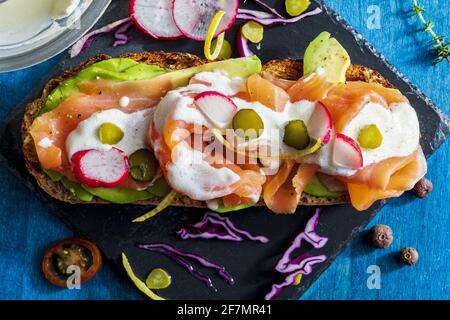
top-left (172, 0), bottom-right (238, 41)
top-left (194, 91), bottom-right (238, 129)
top-left (130, 0), bottom-right (184, 40)
top-left (333, 133), bottom-right (363, 169)
top-left (308, 101), bottom-right (333, 145)
top-left (72, 148), bottom-right (130, 188)
top-left (236, 28), bottom-right (254, 57)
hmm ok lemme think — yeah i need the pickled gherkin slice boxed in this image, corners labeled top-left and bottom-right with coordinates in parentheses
top-left (358, 124), bottom-right (383, 149)
top-left (129, 149), bottom-right (157, 182)
top-left (146, 268), bottom-right (172, 290)
top-left (232, 109), bottom-right (264, 139)
top-left (241, 21), bottom-right (264, 43)
top-left (98, 122), bottom-right (124, 145)
top-left (283, 120), bottom-right (310, 150)
top-left (286, 0), bottom-right (311, 17)
top-left (122, 253), bottom-right (165, 300)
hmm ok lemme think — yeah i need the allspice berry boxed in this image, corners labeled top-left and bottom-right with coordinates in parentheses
top-left (411, 178), bottom-right (433, 198)
top-left (399, 247), bottom-right (419, 265)
top-left (368, 224), bottom-right (393, 248)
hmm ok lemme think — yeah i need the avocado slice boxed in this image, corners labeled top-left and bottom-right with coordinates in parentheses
top-left (42, 56), bottom-right (262, 114)
top-left (42, 168), bottom-right (63, 182)
top-left (303, 31), bottom-right (351, 83)
top-left (61, 177), bottom-right (94, 202)
top-left (81, 185), bottom-right (154, 204)
top-left (161, 55), bottom-right (262, 89)
top-left (213, 203), bottom-right (255, 213)
top-left (303, 175), bottom-right (345, 198)
top-left (146, 178), bottom-right (172, 197)
top-left (42, 59), bottom-right (170, 113)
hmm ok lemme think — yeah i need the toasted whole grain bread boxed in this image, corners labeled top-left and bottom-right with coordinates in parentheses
top-left (22, 52), bottom-right (393, 208)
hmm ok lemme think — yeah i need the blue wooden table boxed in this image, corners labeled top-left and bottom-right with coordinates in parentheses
top-left (0, 0), bottom-right (448, 300)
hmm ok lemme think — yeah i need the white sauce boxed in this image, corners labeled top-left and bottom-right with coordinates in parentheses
top-left (119, 96), bottom-right (130, 108)
top-left (60, 70), bottom-right (420, 202)
top-left (305, 102), bottom-right (420, 176)
top-left (231, 98), bottom-right (316, 155)
top-left (315, 67), bottom-right (325, 76)
top-left (167, 143), bottom-right (240, 201)
top-left (38, 137), bottom-right (53, 149)
top-left (343, 102), bottom-right (420, 166)
top-left (0, 0), bottom-right (81, 46)
top-left (206, 199), bottom-right (220, 211)
top-left (152, 71), bottom-right (421, 201)
top-left (66, 109), bottom-right (153, 160)
top-left (192, 71), bottom-right (245, 96)
top-left (153, 72), bottom-right (319, 201)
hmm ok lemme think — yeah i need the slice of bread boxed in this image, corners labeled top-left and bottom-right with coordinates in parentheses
top-left (22, 52), bottom-right (392, 208)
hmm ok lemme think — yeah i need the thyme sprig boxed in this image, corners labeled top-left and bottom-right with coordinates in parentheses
top-left (412, 0), bottom-right (449, 64)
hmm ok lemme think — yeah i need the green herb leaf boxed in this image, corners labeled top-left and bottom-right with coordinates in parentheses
top-left (411, 0), bottom-right (449, 64)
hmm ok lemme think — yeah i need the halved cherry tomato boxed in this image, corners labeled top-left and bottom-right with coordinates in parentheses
top-left (42, 237), bottom-right (102, 287)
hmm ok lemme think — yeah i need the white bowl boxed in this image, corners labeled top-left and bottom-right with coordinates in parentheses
top-left (0, 0), bottom-right (111, 72)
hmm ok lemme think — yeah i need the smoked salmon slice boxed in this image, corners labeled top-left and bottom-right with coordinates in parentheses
top-left (152, 106), bottom-right (266, 203)
top-left (31, 64), bottom-right (426, 212)
top-left (343, 148), bottom-right (427, 211)
top-left (247, 74), bottom-right (290, 111)
top-left (288, 73), bottom-right (335, 103)
top-left (263, 161), bottom-right (318, 214)
top-left (323, 81), bottom-right (408, 132)
top-left (78, 76), bottom-right (175, 100)
top-left (263, 160), bottom-right (297, 214)
top-left (261, 71), bottom-right (296, 91)
top-left (292, 164), bottom-right (320, 195)
top-left (30, 93), bottom-right (155, 172)
top-left (222, 193), bottom-right (254, 207)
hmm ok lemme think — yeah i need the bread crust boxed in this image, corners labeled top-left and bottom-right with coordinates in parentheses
top-left (22, 52), bottom-right (392, 207)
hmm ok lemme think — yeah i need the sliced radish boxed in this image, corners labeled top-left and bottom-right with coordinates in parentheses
top-left (194, 91), bottom-right (237, 128)
top-left (236, 28), bottom-right (254, 57)
top-left (172, 0), bottom-right (238, 41)
top-left (308, 101), bottom-right (333, 145)
top-left (333, 133), bottom-right (363, 169)
top-left (130, 0), bottom-right (184, 40)
top-left (72, 148), bottom-right (129, 188)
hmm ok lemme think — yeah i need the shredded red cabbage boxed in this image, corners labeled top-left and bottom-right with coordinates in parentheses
top-left (113, 21), bottom-right (134, 47)
top-left (264, 254), bottom-right (326, 300)
top-left (237, 8), bottom-right (276, 19)
top-left (158, 249), bottom-right (217, 291)
top-left (252, 0), bottom-right (285, 19)
top-left (237, 7), bottom-right (323, 26)
top-left (70, 17), bottom-right (133, 58)
top-left (275, 209), bottom-right (328, 273)
top-left (236, 29), bottom-right (254, 57)
top-left (136, 242), bottom-right (235, 288)
top-left (177, 212), bottom-right (269, 243)
top-left (265, 209), bottom-right (328, 300)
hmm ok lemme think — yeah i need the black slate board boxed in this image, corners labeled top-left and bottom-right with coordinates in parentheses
top-left (0, 0), bottom-right (449, 300)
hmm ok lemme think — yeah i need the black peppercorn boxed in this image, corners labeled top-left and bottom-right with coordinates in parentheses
top-left (411, 178), bottom-right (433, 198)
top-left (399, 247), bottom-right (419, 265)
top-left (367, 224), bottom-right (393, 248)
